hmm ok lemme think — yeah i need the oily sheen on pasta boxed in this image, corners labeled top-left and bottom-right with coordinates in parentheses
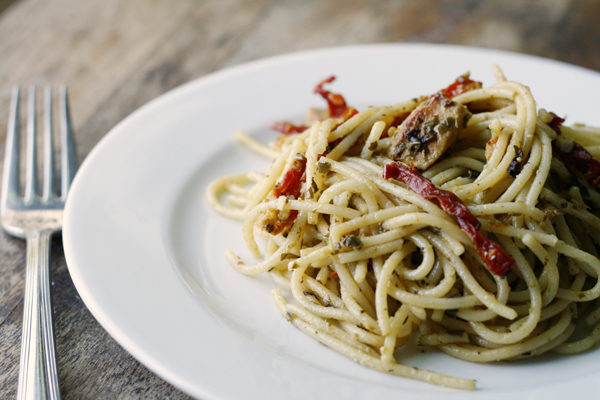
top-left (206, 67), bottom-right (600, 390)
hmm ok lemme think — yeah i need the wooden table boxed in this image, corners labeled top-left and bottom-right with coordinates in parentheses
top-left (0, 0), bottom-right (598, 398)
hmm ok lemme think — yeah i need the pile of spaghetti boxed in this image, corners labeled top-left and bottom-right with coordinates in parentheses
top-left (206, 67), bottom-right (600, 389)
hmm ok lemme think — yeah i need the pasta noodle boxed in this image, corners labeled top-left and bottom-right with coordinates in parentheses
top-left (205, 68), bottom-right (600, 390)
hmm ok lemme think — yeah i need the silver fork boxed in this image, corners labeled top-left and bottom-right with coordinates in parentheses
top-left (1, 86), bottom-right (77, 400)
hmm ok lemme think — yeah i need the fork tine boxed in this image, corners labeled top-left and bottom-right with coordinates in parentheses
top-left (1, 86), bottom-right (21, 210)
top-left (42, 87), bottom-right (55, 201)
top-left (24, 86), bottom-right (38, 203)
top-left (60, 85), bottom-right (77, 199)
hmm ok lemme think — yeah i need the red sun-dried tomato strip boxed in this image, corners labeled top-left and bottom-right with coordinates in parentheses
top-left (266, 158), bottom-right (307, 234)
top-left (548, 112), bottom-right (565, 135)
top-left (338, 106), bottom-right (359, 122)
top-left (550, 112), bottom-right (600, 186)
top-left (438, 75), bottom-right (482, 98)
top-left (270, 121), bottom-right (308, 135)
top-left (383, 161), bottom-right (514, 276)
top-left (270, 76), bottom-right (353, 135)
top-left (265, 210), bottom-right (298, 235)
top-left (273, 158), bottom-right (307, 198)
top-left (558, 142), bottom-right (600, 186)
top-left (314, 75), bottom-right (350, 118)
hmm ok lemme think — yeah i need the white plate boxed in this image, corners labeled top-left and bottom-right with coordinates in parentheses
top-left (63, 44), bottom-right (600, 399)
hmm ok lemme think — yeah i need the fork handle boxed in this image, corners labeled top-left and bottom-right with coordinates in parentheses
top-left (17, 231), bottom-right (61, 400)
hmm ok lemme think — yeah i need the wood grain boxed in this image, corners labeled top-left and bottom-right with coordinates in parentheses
top-left (0, 0), bottom-right (598, 398)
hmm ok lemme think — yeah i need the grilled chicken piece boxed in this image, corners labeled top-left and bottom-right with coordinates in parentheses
top-left (389, 92), bottom-right (471, 169)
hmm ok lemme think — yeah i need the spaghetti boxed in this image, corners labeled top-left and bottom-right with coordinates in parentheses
top-left (206, 68), bottom-right (600, 389)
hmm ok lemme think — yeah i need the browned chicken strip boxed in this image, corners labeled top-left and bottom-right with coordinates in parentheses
top-left (389, 92), bottom-right (472, 169)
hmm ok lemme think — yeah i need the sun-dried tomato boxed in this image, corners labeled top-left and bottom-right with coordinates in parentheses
top-left (270, 121), bottom-right (308, 135)
top-left (273, 158), bottom-right (306, 198)
top-left (548, 112), bottom-right (565, 135)
top-left (438, 75), bottom-right (482, 98)
top-left (550, 112), bottom-right (600, 187)
top-left (266, 158), bottom-right (307, 234)
top-left (383, 161), bottom-right (514, 276)
top-left (314, 75), bottom-right (351, 118)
